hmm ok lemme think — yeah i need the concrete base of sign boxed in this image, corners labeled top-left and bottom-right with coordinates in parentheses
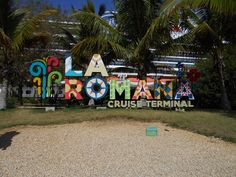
top-left (96, 107), bottom-right (107, 110)
top-left (175, 108), bottom-right (185, 112)
top-left (45, 107), bottom-right (55, 112)
top-left (0, 83), bottom-right (7, 110)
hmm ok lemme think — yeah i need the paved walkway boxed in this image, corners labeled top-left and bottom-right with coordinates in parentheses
top-left (0, 120), bottom-right (235, 177)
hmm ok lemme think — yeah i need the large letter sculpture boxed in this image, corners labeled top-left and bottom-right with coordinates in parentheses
top-left (65, 79), bottom-right (83, 100)
top-left (84, 54), bottom-right (108, 76)
top-left (154, 80), bottom-right (173, 99)
top-left (29, 57), bottom-right (62, 99)
top-left (33, 77), bottom-right (42, 96)
top-left (84, 76), bottom-right (108, 100)
top-left (175, 81), bottom-right (194, 100)
top-left (29, 60), bottom-right (47, 99)
top-left (47, 56), bottom-right (60, 73)
top-left (47, 71), bottom-right (62, 97)
top-left (132, 80), bottom-right (153, 100)
top-left (65, 56), bottom-right (83, 76)
top-left (110, 80), bottom-right (130, 99)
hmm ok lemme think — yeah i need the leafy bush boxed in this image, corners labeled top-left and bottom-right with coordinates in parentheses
top-left (6, 97), bottom-right (18, 109)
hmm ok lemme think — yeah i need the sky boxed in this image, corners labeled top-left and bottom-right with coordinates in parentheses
top-left (47, 0), bottom-right (115, 11)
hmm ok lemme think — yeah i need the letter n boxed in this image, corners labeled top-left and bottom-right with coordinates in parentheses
top-left (154, 80), bottom-right (173, 99)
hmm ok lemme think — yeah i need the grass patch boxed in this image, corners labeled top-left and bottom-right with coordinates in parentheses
top-left (0, 108), bottom-right (235, 143)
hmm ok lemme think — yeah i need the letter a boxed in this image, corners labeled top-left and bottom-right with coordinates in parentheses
top-left (175, 81), bottom-right (194, 100)
top-left (132, 80), bottom-right (153, 100)
top-left (84, 54), bottom-right (108, 77)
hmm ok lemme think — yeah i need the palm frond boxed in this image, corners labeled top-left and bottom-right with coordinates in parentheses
top-left (159, 0), bottom-right (187, 16)
top-left (71, 36), bottom-right (130, 59)
top-left (143, 0), bottom-right (152, 17)
top-left (73, 11), bottom-right (120, 37)
top-left (115, 0), bottom-right (153, 42)
top-left (134, 16), bottom-right (170, 57)
top-left (9, 8), bottom-right (29, 18)
top-left (24, 32), bottom-right (52, 48)
top-left (135, 8), bottom-right (204, 58)
top-left (61, 28), bottom-right (77, 44)
top-left (192, 0), bottom-right (236, 15)
top-left (12, 9), bottom-right (57, 51)
top-left (160, 0), bottom-right (236, 16)
top-left (0, 28), bottom-right (12, 49)
top-left (7, 8), bottom-right (28, 37)
top-left (193, 21), bottom-right (217, 37)
top-left (189, 21), bottom-right (220, 49)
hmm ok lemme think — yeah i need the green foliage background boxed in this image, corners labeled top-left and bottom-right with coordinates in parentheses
top-left (195, 45), bottom-right (236, 109)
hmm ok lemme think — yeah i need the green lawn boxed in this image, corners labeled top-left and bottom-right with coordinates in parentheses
top-left (0, 108), bottom-right (235, 143)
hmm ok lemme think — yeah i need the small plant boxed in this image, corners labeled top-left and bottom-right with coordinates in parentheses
top-left (6, 97), bottom-right (18, 109)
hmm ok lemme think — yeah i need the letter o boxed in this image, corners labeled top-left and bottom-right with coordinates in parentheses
top-left (84, 76), bottom-right (108, 100)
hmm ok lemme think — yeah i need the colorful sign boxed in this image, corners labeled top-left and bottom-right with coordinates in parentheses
top-left (29, 54), bottom-right (196, 108)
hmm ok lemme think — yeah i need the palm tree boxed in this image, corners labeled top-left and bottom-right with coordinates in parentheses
top-left (70, 0), bottom-right (235, 110)
top-left (155, 0), bottom-right (236, 110)
top-left (114, 0), bottom-right (181, 77)
top-left (114, 0), bottom-right (156, 76)
top-left (159, 0), bottom-right (236, 16)
top-left (61, 0), bottom-right (128, 68)
top-left (0, 0), bottom-right (57, 109)
top-left (70, 0), bottom-right (175, 76)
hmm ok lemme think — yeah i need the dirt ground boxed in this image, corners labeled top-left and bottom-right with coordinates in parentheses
top-left (0, 120), bottom-right (235, 177)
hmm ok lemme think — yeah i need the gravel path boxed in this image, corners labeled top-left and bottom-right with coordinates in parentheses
top-left (0, 120), bottom-right (235, 177)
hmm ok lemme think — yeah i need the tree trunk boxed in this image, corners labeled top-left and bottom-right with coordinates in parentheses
top-left (215, 50), bottom-right (231, 110)
top-left (0, 80), bottom-right (7, 109)
top-left (18, 80), bottom-right (23, 106)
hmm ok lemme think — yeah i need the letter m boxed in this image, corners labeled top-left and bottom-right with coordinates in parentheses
top-left (110, 80), bottom-right (130, 99)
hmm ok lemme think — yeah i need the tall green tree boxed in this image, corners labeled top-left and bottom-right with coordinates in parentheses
top-left (114, 0), bottom-right (156, 75)
top-left (69, 0), bottom-right (184, 76)
top-left (114, 0), bottom-right (187, 77)
top-left (195, 45), bottom-right (236, 109)
top-left (72, 0), bottom-right (171, 74)
top-left (156, 0), bottom-right (236, 110)
top-left (0, 0), bottom-right (57, 108)
top-left (61, 0), bottom-right (128, 67)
